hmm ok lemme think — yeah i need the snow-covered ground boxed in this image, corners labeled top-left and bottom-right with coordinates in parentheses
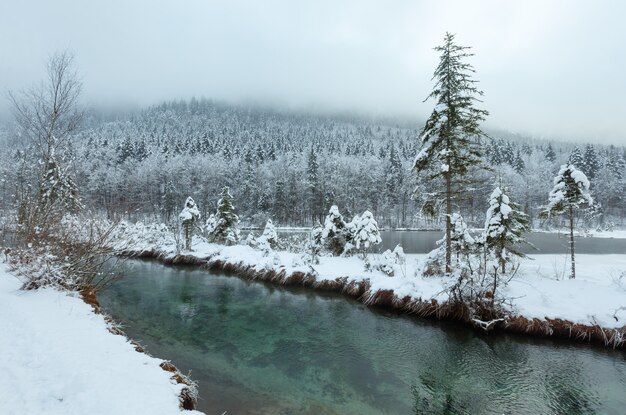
top-left (531, 228), bottom-right (626, 239)
top-left (0, 262), bottom-right (203, 415)
top-left (113, 223), bottom-right (626, 331)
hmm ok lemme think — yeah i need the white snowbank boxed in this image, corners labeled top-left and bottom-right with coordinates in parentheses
top-left (0, 263), bottom-right (203, 415)
top-left (114, 221), bottom-right (626, 331)
top-left (532, 228), bottom-right (626, 239)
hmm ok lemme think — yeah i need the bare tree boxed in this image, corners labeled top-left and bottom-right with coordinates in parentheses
top-left (8, 51), bottom-right (83, 240)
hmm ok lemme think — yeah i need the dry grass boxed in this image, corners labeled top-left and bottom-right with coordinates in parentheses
top-left (120, 247), bottom-right (626, 350)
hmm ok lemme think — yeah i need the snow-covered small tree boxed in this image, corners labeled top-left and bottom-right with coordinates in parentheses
top-left (424, 213), bottom-right (475, 276)
top-left (321, 205), bottom-right (352, 255)
top-left (449, 213), bottom-right (476, 261)
top-left (257, 219), bottom-right (279, 253)
top-left (353, 210), bottom-right (382, 259)
top-left (179, 196), bottom-right (200, 251)
top-left (542, 163), bottom-right (593, 279)
top-left (376, 245), bottom-right (406, 276)
top-left (484, 185), bottom-right (530, 273)
top-left (307, 220), bottom-right (324, 264)
top-left (206, 186), bottom-right (240, 245)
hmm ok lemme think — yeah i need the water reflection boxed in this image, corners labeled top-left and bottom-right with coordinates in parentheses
top-left (100, 260), bottom-right (626, 415)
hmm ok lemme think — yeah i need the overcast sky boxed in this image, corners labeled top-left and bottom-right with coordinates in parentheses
top-left (1, 0), bottom-right (625, 144)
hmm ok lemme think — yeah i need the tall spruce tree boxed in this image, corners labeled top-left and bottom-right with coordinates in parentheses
top-left (582, 144), bottom-right (599, 180)
top-left (569, 146), bottom-right (584, 168)
top-left (385, 144), bottom-right (404, 205)
top-left (414, 32), bottom-right (489, 273)
top-left (545, 143), bottom-right (557, 162)
top-left (542, 164), bottom-right (593, 279)
top-left (307, 146), bottom-right (323, 223)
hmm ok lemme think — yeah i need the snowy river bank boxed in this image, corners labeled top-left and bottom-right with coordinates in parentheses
top-left (109, 220), bottom-right (626, 349)
top-left (0, 262), bottom-right (204, 415)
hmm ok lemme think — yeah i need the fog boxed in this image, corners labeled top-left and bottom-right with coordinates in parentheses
top-left (1, 0), bottom-right (625, 144)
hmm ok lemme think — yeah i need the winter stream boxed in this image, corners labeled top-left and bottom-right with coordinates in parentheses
top-left (100, 259), bottom-right (626, 415)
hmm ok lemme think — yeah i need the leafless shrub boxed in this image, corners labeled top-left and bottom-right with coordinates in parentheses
top-left (9, 214), bottom-right (122, 293)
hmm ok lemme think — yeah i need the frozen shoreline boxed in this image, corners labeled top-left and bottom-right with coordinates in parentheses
top-left (0, 262), bottom-right (204, 415)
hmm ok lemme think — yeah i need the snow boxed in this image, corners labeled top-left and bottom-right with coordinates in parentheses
top-left (533, 228), bottom-right (626, 239)
top-left (0, 263), bottom-right (203, 415)
top-left (111, 222), bottom-right (626, 331)
top-left (547, 163), bottom-right (593, 213)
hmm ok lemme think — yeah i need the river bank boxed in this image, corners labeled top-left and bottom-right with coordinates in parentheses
top-left (0, 261), bottom-right (204, 415)
top-left (100, 259), bottom-right (626, 414)
top-left (110, 223), bottom-right (626, 350)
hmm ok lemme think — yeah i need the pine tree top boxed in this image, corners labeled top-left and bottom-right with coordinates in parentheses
top-left (414, 32), bottom-right (489, 179)
top-left (545, 163), bottom-right (593, 215)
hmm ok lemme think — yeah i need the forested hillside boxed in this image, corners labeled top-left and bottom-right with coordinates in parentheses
top-left (1, 98), bottom-right (624, 229)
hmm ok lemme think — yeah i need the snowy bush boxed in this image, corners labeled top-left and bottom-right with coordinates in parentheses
top-left (257, 219), bottom-right (279, 253)
top-left (352, 210), bottom-right (382, 258)
top-left (321, 205), bottom-right (353, 256)
top-left (424, 213), bottom-right (476, 276)
top-left (371, 245), bottom-right (406, 276)
top-left (244, 231), bottom-right (258, 248)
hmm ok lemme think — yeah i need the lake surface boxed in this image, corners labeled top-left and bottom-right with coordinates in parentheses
top-left (279, 230), bottom-right (626, 254)
top-left (100, 260), bottom-right (626, 415)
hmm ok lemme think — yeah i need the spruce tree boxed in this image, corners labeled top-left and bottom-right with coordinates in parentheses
top-left (307, 146), bottom-right (323, 223)
top-left (258, 219), bottom-right (279, 252)
top-left (414, 32), bottom-right (489, 273)
top-left (385, 144), bottom-right (404, 205)
top-left (582, 144), bottom-right (599, 180)
top-left (513, 150), bottom-right (525, 173)
top-left (352, 210), bottom-right (382, 259)
top-left (569, 147), bottom-right (584, 168)
top-left (321, 205), bottom-right (351, 255)
top-left (484, 184), bottom-right (530, 273)
top-left (206, 186), bottom-right (240, 245)
top-left (273, 179), bottom-right (287, 223)
top-left (179, 196), bottom-right (200, 251)
top-left (545, 143), bottom-right (557, 162)
top-left (542, 164), bottom-right (593, 279)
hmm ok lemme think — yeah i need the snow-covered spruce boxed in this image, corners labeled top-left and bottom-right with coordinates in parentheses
top-left (413, 32), bottom-right (489, 274)
top-left (351, 210), bottom-right (382, 259)
top-left (305, 221), bottom-right (324, 264)
top-left (422, 213), bottom-right (477, 276)
top-left (321, 205), bottom-right (352, 256)
top-left (484, 185), bottom-right (531, 273)
top-left (374, 245), bottom-right (406, 277)
top-left (206, 187), bottom-right (240, 246)
top-left (179, 197), bottom-right (201, 251)
top-left (542, 163), bottom-right (593, 279)
top-left (257, 219), bottom-right (279, 253)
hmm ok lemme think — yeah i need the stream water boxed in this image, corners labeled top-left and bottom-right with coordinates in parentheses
top-left (279, 230), bottom-right (626, 255)
top-left (99, 259), bottom-right (626, 415)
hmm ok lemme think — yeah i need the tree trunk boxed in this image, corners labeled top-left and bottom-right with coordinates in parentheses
top-left (569, 205), bottom-right (575, 279)
top-left (402, 191), bottom-right (407, 227)
top-left (445, 173), bottom-right (452, 274)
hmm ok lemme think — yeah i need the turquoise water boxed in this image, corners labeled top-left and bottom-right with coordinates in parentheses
top-left (99, 260), bottom-right (626, 415)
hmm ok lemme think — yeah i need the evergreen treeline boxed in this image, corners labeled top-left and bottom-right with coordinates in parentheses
top-left (1, 98), bottom-right (624, 228)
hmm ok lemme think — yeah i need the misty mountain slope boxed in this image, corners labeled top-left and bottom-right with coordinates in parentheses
top-left (1, 99), bottom-right (624, 228)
